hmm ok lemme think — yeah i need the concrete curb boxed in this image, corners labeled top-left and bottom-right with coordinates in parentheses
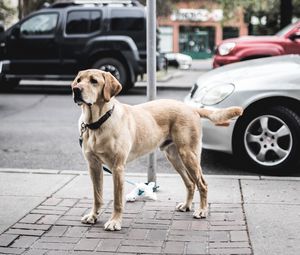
top-left (1, 167), bottom-right (300, 181)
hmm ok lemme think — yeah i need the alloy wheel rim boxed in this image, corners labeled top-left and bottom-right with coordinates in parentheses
top-left (99, 65), bottom-right (121, 81)
top-left (244, 115), bottom-right (293, 166)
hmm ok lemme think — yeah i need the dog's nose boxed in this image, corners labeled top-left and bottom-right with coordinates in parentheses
top-left (73, 87), bottom-right (81, 97)
top-left (73, 87), bottom-right (83, 104)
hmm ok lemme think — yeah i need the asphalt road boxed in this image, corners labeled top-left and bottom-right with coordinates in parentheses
top-left (0, 71), bottom-right (298, 177)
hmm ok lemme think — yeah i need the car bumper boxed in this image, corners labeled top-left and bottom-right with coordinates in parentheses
top-left (179, 61), bottom-right (192, 70)
top-left (213, 55), bottom-right (239, 68)
top-left (201, 117), bottom-right (235, 153)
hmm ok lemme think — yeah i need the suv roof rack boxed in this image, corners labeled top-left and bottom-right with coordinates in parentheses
top-left (50, 0), bottom-right (143, 8)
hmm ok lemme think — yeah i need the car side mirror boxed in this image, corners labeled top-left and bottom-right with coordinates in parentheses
top-left (289, 31), bottom-right (300, 41)
top-left (11, 26), bottom-right (20, 38)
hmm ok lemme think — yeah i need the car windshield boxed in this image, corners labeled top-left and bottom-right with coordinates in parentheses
top-left (276, 22), bottom-right (296, 36)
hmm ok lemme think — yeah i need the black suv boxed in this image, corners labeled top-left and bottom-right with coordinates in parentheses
top-left (0, 0), bottom-right (149, 91)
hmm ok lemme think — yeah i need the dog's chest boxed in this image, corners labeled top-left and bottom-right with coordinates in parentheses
top-left (82, 131), bottom-right (120, 163)
top-left (83, 131), bottom-right (108, 151)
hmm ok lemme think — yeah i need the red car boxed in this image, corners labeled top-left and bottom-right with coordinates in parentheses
top-left (213, 21), bottom-right (300, 68)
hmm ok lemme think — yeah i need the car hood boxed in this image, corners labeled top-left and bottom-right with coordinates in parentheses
top-left (196, 55), bottom-right (300, 91)
top-left (222, 35), bottom-right (284, 44)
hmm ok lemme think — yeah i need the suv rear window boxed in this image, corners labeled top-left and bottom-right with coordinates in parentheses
top-left (111, 9), bottom-right (144, 31)
top-left (66, 10), bottom-right (101, 34)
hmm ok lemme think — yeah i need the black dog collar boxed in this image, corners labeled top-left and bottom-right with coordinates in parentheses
top-left (79, 105), bottom-right (115, 146)
top-left (84, 105), bottom-right (115, 130)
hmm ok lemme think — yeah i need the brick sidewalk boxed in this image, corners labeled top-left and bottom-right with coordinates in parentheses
top-left (0, 197), bottom-right (252, 255)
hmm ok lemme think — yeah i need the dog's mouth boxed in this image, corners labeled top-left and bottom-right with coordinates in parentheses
top-left (73, 88), bottom-right (92, 106)
top-left (74, 96), bottom-right (84, 106)
top-left (74, 99), bottom-right (84, 106)
top-left (74, 97), bottom-right (92, 106)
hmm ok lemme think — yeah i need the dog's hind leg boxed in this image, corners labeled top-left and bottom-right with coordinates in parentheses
top-left (164, 144), bottom-right (195, 212)
top-left (81, 156), bottom-right (104, 224)
top-left (177, 147), bottom-right (208, 219)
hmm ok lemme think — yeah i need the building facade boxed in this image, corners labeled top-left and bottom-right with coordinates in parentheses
top-left (158, 0), bottom-right (248, 59)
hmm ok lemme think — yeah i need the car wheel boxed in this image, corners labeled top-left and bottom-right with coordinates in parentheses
top-left (92, 58), bottom-right (132, 91)
top-left (233, 106), bottom-right (300, 174)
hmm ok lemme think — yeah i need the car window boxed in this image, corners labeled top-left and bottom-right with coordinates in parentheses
top-left (276, 22), bottom-right (297, 36)
top-left (66, 10), bottom-right (101, 34)
top-left (20, 13), bottom-right (58, 35)
top-left (111, 9), bottom-right (144, 31)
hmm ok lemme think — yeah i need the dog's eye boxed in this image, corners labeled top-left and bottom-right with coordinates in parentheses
top-left (77, 78), bottom-right (81, 83)
top-left (90, 78), bottom-right (98, 84)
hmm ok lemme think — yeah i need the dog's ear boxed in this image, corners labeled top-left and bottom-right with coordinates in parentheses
top-left (102, 72), bottom-right (122, 102)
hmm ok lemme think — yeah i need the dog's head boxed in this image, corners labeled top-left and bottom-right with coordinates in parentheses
top-left (71, 69), bottom-right (122, 106)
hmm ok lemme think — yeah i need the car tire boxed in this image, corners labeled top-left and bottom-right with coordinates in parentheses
top-left (92, 58), bottom-right (133, 92)
top-left (233, 106), bottom-right (300, 174)
top-left (0, 78), bottom-right (20, 92)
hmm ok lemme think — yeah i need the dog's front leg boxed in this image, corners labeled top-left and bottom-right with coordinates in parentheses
top-left (81, 161), bottom-right (103, 224)
top-left (104, 165), bottom-right (124, 231)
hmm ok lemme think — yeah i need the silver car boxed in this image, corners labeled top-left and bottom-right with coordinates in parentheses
top-left (184, 55), bottom-right (300, 173)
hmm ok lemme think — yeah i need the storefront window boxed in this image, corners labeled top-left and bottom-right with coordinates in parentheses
top-left (179, 26), bottom-right (215, 59)
top-left (223, 27), bottom-right (239, 39)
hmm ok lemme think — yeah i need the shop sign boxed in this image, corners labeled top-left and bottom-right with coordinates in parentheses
top-left (171, 9), bottom-right (223, 22)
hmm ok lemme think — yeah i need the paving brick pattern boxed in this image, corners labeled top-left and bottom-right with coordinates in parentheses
top-left (0, 198), bottom-right (252, 254)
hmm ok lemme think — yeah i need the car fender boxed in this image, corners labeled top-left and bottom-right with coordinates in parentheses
top-left (239, 90), bottom-right (300, 112)
top-left (85, 35), bottom-right (140, 61)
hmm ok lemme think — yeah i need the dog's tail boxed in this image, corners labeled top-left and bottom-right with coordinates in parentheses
top-left (195, 107), bottom-right (243, 126)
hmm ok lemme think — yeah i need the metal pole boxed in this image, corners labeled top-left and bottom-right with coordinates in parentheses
top-left (147, 0), bottom-right (157, 184)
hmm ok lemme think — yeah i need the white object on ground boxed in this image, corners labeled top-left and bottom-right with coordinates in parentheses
top-left (126, 182), bottom-right (157, 202)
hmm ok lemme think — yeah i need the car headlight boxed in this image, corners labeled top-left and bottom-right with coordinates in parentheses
top-left (201, 83), bottom-right (235, 105)
top-left (218, 42), bottom-right (236, 56)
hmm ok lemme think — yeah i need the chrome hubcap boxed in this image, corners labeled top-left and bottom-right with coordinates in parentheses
top-left (244, 115), bottom-right (292, 166)
top-left (99, 65), bottom-right (121, 81)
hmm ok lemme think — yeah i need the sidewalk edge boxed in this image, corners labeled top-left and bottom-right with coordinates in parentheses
top-left (2, 167), bottom-right (299, 181)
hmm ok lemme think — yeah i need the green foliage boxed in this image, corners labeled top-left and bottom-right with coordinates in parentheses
top-left (294, 0), bottom-right (300, 14)
top-left (139, 0), bottom-right (200, 17)
top-left (0, 0), bottom-right (16, 23)
top-left (139, 0), bottom-right (177, 17)
top-left (217, 0), bottom-right (300, 34)
top-left (216, 0), bottom-right (277, 20)
top-left (217, 0), bottom-right (275, 12)
top-left (22, 0), bottom-right (56, 17)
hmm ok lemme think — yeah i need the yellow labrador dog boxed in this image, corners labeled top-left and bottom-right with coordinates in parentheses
top-left (71, 69), bottom-right (243, 231)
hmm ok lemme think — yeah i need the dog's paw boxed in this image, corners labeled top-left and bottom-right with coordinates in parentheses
top-left (176, 202), bottom-right (191, 212)
top-left (104, 218), bottom-right (122, 231)
top-left (81, 213), bottom-right (97, 224)
top-left (193, 208), bottom-right (208, 219)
